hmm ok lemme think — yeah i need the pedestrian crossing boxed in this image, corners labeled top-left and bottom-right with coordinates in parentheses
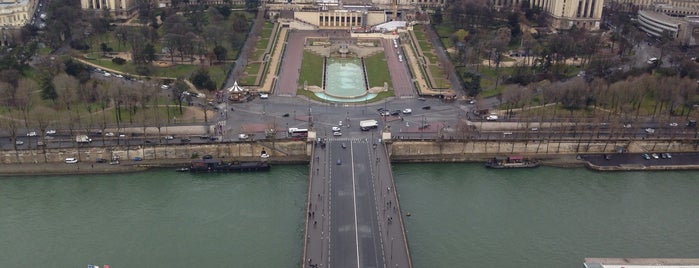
top-left (328, 137), bottom-right (368, 143)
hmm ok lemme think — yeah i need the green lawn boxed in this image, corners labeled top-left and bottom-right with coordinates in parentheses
top-left (241, 63), bottom-right (261, 85)
top-left (428, 66), bottom-right (450, 88)
top-left (85, 56), bottom-right (227, 87)
top-left (364, 53), bottom-right (392, 89)
top-left (434, 24), bottom-right (455, 38)
top-left (261, 22), bottom-right (274, 40)
top-left (252, 46), bottom-right (268, 61)
top-left (299, 51), bottom-right (324, 88)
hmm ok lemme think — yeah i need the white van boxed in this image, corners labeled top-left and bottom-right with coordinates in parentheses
top-left (65, 157), bottom-right (78, 164)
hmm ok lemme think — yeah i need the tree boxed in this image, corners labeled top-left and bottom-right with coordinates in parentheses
top-left (191, 68), bottom-right (217, 90)
top-left (432, 8), bottom-right (443, 24)
top-left (462, 71), bottom-right (481, 96)
top-left (213, 45), bottom-right (227, 63)
top-left (245, 0), bottom-right (260, 10)
top-left (507, 12), bottom-right (521, 45)
top-left (142, 43), bottom-right (157, 63)
top-left (39, 76), bottom-right (58, 101)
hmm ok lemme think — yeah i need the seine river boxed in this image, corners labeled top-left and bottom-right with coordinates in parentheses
top-left (1, 164), bottom-right (698, 267)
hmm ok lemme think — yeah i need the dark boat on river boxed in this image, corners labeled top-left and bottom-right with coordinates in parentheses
top-left (485, 156), bottom-right (540, 169)
top-left (187, 159), bottom-right (271, 172)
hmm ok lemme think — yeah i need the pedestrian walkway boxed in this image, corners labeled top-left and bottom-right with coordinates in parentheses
top-left (302, 138), bottom-right (412, 268)
top-left (258, 27), bottom-right (288, 93)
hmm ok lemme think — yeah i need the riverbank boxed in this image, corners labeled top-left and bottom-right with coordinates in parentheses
top-left (0, 156), bottom-right (310, 176)
top-left (3, 139), bottom-right (699, 176)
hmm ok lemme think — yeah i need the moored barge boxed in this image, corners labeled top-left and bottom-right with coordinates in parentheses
top-left (188, 159), bottom-right (271, 172)
top-left (485, 156), bottom-right (540, 169)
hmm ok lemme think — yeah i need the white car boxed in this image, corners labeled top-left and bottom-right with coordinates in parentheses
top-left (332, 126), bottom-right (341, 132)
top-left (15, 140), bottom-right (24, 145)
top-left (46, 129), bottom-right (56, 135)
top-left (645, 128), bottom-right (655, 134)
top-left (402, 108), bottom-right (412, 114)
top-left (104, 132), bottom-right (115, 137)
top-left (164, 135), bottom-right (174, 140)
top-left (238, 133), bottom-right (249, 140)
top-left (26, 131), bottom-right (37, 137)
top-left (161, 84), bottom-right (170, 90)
top-left (333, 131), bottom-right (342, 136)
top-left (65, 157), bottom-right (78, 164)
top-left (259, 93), bottom-right (269, 99)
top-left (114, 74), bottom-right (124, 78)
top-left (103, 72), bottom-right (111, 77)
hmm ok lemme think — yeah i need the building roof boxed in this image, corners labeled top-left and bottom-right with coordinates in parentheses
top-left (372, 21), bottom-right (406, 32)
top-left (639, 10), bottom-right (682, 25)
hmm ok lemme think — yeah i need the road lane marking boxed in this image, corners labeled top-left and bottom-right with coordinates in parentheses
top-left (350, 142), bottom-right (361, 268)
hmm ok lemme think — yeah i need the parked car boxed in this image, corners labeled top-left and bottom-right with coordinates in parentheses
top-left (26, 131), bottom-right (37, 137)
top-left (333, 131), bottom-right (342, 136)
top-left (238, 133), bottom-right (249, 140)
top-left (641, 153), bottom-right (651, 160)
top-left (46, 129), bottom-right (56, 135)
top-left (95, 158), bottom-right (107, 163)
top-left (133, 156), bottom-right (142, 161)
top-left (15, 140), bottom-right (24, 145)
top-left (402, 108), bottom-right (412, 114)
top-left (259, 93), bottom-right (269, 99)
top-left (65, 157), bottom-right (78, 164)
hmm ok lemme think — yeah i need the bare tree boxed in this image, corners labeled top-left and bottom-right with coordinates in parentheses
top-left (53, 74), bottom-right (80, 134)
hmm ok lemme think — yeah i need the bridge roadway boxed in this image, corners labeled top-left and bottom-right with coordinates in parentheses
top-left (303, 137), bottom-right (412, 268)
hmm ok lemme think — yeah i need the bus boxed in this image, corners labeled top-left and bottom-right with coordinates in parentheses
top-left (288, 128), bottom-right (308, 137)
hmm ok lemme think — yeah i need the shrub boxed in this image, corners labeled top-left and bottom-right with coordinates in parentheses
top-left (112, 57), bottom-right (126, 65)
top-left (135, 64), bottom-right (152, 76)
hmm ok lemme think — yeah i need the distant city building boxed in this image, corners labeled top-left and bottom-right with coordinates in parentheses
top-left (637, 9), bottom-right (699, 45)
top-left (0, 0), bottom-right (38, 28)
top-left (494, 0), bottom-right (604, 30)
top-left (614, 0), bottom-right (699, 16)
top-left (79, 0), bottom-right (136, 19)
top-left (266, 0), bottom-right (444, 7)
top-left (584, 258), bottom-right (699, 268)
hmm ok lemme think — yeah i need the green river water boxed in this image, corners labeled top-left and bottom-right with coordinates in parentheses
top-left (1, 164), bottom-right (698, 267)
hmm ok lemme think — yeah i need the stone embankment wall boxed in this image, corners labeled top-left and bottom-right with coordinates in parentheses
top-left (0, 141), bottom-right (310, 165)
top-left (1, 139), bottom-right (695, 165)
top-left (387, 140), bottom-right (695, 163)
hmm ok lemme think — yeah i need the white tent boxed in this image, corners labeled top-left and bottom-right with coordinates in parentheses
top-left (227, 81), bottom-right (246, 93)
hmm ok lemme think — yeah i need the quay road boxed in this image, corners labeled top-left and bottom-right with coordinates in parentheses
top-left (303, 134), bottom-right (412, 268)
